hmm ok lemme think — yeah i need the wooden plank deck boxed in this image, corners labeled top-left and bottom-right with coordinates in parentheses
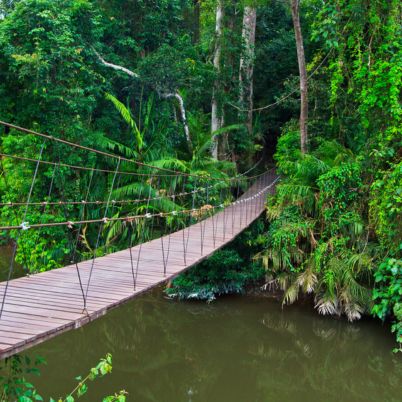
top-left (0, 172), bottom-right (277, 358)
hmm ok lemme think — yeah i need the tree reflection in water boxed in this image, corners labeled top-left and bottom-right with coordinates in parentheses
top-left (28, 289), bottom-right (401, 402)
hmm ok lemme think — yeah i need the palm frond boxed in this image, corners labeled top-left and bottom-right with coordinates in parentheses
top-left (283, 281), bottom-right (300, 305)
top-left (315, 294), bottom-right (339, 316)
top-left (106, 92), bottom-right (144, 151)
top-left (297, 267), bottom-right (317, 294)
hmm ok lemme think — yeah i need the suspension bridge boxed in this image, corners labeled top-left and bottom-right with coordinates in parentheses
top-left (0, 121), bottom-right (278, 359)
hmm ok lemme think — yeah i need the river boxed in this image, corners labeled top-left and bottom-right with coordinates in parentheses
top-left (24, 289), bottom-right (401, 402)
top-left (0, 247), bottom-right (400, 401)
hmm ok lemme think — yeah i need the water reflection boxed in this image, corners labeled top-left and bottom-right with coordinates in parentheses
top-left (0, 245), bottom-right (23, 281)
top-left (27, 290), bottom-right (401, 402)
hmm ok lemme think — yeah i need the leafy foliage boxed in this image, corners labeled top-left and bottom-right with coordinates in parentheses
top-left (0, 353), bottom-right (127, 402)
top-left (167, 222), bottom-right (266, 301)
top-left (373, 258), bottom-right (402, 353)
top-left (258, 136), bottom-right (375, 322)
top-left (257, 0), bottom-right (401, 349)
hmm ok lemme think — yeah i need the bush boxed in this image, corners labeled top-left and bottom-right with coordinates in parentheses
top-left (372, 258), bottom-right (402, 352)
top-left (166, 249), bottom-right (265, 302)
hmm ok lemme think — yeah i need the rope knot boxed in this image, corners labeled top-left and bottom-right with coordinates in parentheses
top-left (67, 221), bottom-right (74, 229)
top-left (20, 222), bottom-right (30, 230)
top-left (145, 213), bottom-right (152, 219)
top-left (102, 217), bottom-right (108, 223)
top-left (172, 211), bottom-right (178, 216)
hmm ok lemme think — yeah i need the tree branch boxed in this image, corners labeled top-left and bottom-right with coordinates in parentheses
top-left (93, 48), bottom-right (139, 78)
top-left (92, 48), bottom-right (192, 152)
top-left (162, 92), bottom-right (192, 153)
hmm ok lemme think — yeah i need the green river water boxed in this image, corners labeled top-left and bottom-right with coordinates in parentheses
top-left (0, 248), bottom-right (401, 402)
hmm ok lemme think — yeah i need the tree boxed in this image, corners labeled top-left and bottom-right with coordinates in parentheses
top-left (290, 0), bottom-right (308, 154)
top-left (94, 48), bottom-right (193, 153)
top-left (211, 0), bottom-right (225, 159)
top-left (239, 4), bottom-right (257, 136)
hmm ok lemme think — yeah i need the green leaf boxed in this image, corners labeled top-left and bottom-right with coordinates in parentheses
top-left (105, 93), bottom-right (144, 151)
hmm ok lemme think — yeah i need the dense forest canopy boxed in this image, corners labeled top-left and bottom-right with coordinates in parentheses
top-left (0, 0), bottom-right (401, 353)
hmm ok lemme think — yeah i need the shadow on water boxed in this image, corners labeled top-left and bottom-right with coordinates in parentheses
top-left (24, 288), bottom-right (401, 402)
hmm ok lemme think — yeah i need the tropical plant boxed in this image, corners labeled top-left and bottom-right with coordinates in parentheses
top-left (372, 258), bottom-right (402, 353)
top-left (0, 353), bottom-right (126, 402)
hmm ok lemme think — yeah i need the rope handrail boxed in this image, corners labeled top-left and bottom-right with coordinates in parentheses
top-left (0, 121), bottom-right (269, 181)
top-left (0, 182), bottom-right (226, 208)
top-left (0, 150), bottom-right (270, 183)
top-left (0, 180), bottom-right (277, 231)
top-left (0, 120), bottom-right (184, 174)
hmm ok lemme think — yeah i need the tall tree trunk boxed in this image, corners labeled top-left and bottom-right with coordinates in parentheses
top-left (162, 93), bottom-right (192, 153)
top-left (211, 0), bottom-right (224, 160)
top-left (291, 0), bottom-right (308, 154)
top-left (238, 5), bottom-right (257, 136)
top-left (192, 0), bottom-right (201, 43)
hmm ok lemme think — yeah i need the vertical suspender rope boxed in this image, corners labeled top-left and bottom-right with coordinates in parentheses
top-left (84, 157), bottom-right (121, 311)
top-left (245, 181), bottom-right (250, 225)
top-left (55, 158), bottom-right (90, 305)
top-left (147, 176), bottom-right (159, 242)
top-left (254, 176), bottom-right (259, 216)
top-left (165, 176), bottom-right (178, 266)
top-left (70, 168), bottom-right (95, 307)
top-left (35, 162), bottom-right (58, 268)
top-left (128, 222), bottom-right (135, 291)
top-left (239, 182), bottom-right (244, 228)
top-left (184, 178), bottom-right (197, 260)
top-left (134, 173), bottom-right (154, 286)
top-left (129, 173), bottom-right (146, 292)
top-left (181, 176), bottom-right (188, 265)
top-left (220, 185), bottom-right (226, 241)
top-left (231, 180), bottom-right (236, 235)
top-left (254, 175), bottom-right (259, 216)
top-left (207, 182), bottom-right (216, 248)
top-left (55, 145), bottom-right (97, 308)
top-left (160, 174), bottom-right (177, 276)
top-left (200, 181), bottom-right (208, 256)
top-left (159, 175), bottom-right (167, 275)
top-left (256, 175), bottom-right (262, 215)
top-left (0, 140), bottom-right (46, 320)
